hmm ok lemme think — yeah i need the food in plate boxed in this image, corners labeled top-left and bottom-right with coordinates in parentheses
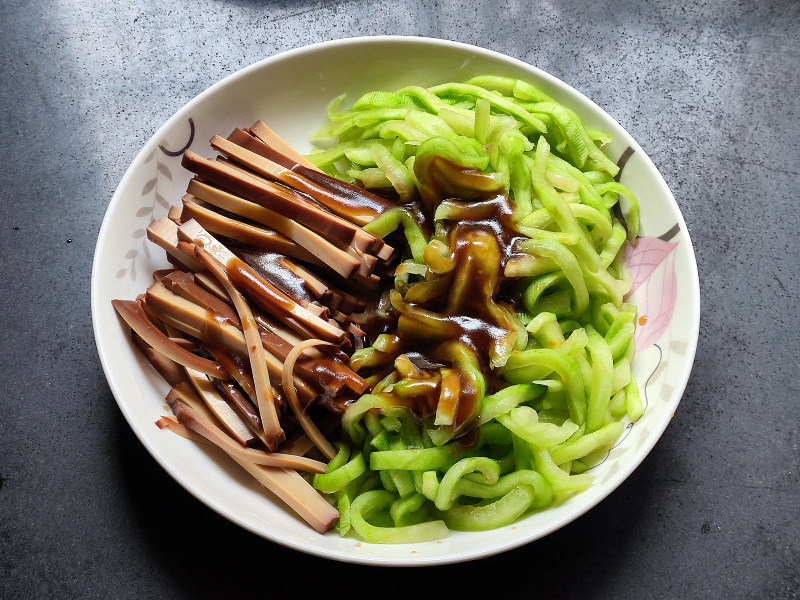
top-left (112, 75), bottom-right (643, 543)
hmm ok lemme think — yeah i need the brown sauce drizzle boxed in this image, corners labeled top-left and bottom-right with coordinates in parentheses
top-left (355, 167), bottom-right (524, 441)
top-left (437, 195), bottom-right (523, 268)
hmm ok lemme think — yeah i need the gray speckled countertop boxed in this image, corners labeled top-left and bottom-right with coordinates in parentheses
top-left (1, 1), bottom-right (798, 598)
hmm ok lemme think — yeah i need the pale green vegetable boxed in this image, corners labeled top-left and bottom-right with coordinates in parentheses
top-left (307, 75), bottom-right (644, 543)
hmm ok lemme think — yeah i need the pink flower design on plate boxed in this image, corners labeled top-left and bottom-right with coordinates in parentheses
top-left (625, 237), bottom-right (679, 351)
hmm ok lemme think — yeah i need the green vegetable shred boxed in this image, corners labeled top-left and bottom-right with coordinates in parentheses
top-left (306, 75), bottom-right (642, 543)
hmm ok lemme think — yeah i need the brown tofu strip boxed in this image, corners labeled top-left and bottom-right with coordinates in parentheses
top-left (211, 134), bottom-right (381, 228)
top-left (352, 272), bottom-right (381, 291)
top-left (278, 433), bottom-right (316, 457)
top-left (145, 283), bottom-right (317, 403)
top-left (177, 219), bottom-right (346, 345)
top-left (375, 243), bottom-right (396, 263)
top-left (168, 205), bottom-right (183, 223)
top-left (193, 270), bottom-right (230, 302)
top-left (131, 333), bottom-right (188, 387)
top-left (191, 245), bottom-right (285, 450)
top-left (326, 290), bottom-right (342, 311)
top-left (344, 245), bottom-right (377, 277)
top-left (214, 157), bottom-right (327, 215)
top-left (153, 268), bottom-right (177, 282)
top-left (277, 259), bottom-right (330, 300)
top-left (248, 120), bottom-right (323, 172)
top-left (169, 337), bottom-right (199, 352)
top-left (182, 151), bottom-right (374, 253)
top-left (146, 218), bottom-right (205, 272)
top-left (239, 251), bottom-right (331, 302)
top-left (229, 127), bottom-right (309, 171)
top-left (347, 321), bottom-right (367, 340)
top-left (203, 150), bottom-right (384, 255)
top-left (234, 459), bottom-right (338, 533)
top-left (184, 367), bottom-right (258, 447)
top-left (207, 347), bottom-right (259, 400)
top-left (166, 385), bottom-right (328, 474)
top-left (172, 399), bottom-right (327, 473)
top-left (233, 127), bottom-right (396, 232)
top-left (181, 196), bottom-right (322, 267)
top-left (146, 283), bottom-right (244, 350)
top-left (330, 309), bottom-right (352, 327)
top-left (246, 317), bottom-right (347, 392)
top-left (186, 180), bottom-right (360, 279)
top-left (227, 259), bottom-right (345, 345)
top-left (214, 379), bottom-right (263, 436)
top-left (156, 415), bottom-right (207, 444)
top-left (327, 285), bottom-right (366, 314)
top-left (162, 270), bottom-right (240, 325)
top-left (224, 130), bottom-right (396, 227)
top-left (113, 298), bottom-right (223, 378)
top-left (167, 382), bottom-right (338, 533)
top-left (139, 298), bottom-right (170, 335)
top-left (294, 165), bottom-right (397, 223)
top-left (304, 302), bottom-right (329, 320)
top-left (254, 313), bottom-right (304, 348)
top-left (254, 312), bottom-right (332, 364)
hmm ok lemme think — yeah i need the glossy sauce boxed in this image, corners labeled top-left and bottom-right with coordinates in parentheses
top-left (232, 249), bottom-right (314, 306)
top-left (297, 165), bottom-right (396, 221)
top-left (359, 181), bottom-right (524, 440)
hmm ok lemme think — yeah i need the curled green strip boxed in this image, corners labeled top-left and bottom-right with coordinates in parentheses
top-left (531, 139), bottom-right (602, 272)
top-left (550, 421), bottom-right (625, 465)
top-left (312, 107), bottom-right (412, 139)
top-left (518, 238), bottom-right (589, 317)
top-left (594, 182), bottom-right (640, 240)
top-left (370, 446), bottom-right (463, 471)
top-left (456, 469), bottom-right (553, 509)
top-left (391, 493), bottom-right (429, 527)
top-left (428, 82), bottom-right (547, 132)
top-left (313, 451), bottom-right (366, 494)
top-left (363, 207), bottom-right (428, 262)
top-left (626, 377), bottom-right (644, 422)
top-left (435, 457), bottom-right (501, 511)
top-left (350, 490), bottom-right (449, 544)
top-left (498, 407), bottom-right (580, 447)
top-left (440, 485), bottom-right (537, 531)
top-left (585, 331), bottom-right (614, 433)
top-left (479, 384), bottom-right (544, 425)
top-left (530, 446), bottom-right (593, 494)
top-left (501, 348), bottom-right (587, 425)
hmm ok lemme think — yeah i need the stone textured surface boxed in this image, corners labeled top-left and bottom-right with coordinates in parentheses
top-left (1, 1), bottom-right (798, 598)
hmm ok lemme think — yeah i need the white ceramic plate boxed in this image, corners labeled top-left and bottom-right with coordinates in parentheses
top-left (92, 36), bottom-right (700, 566)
